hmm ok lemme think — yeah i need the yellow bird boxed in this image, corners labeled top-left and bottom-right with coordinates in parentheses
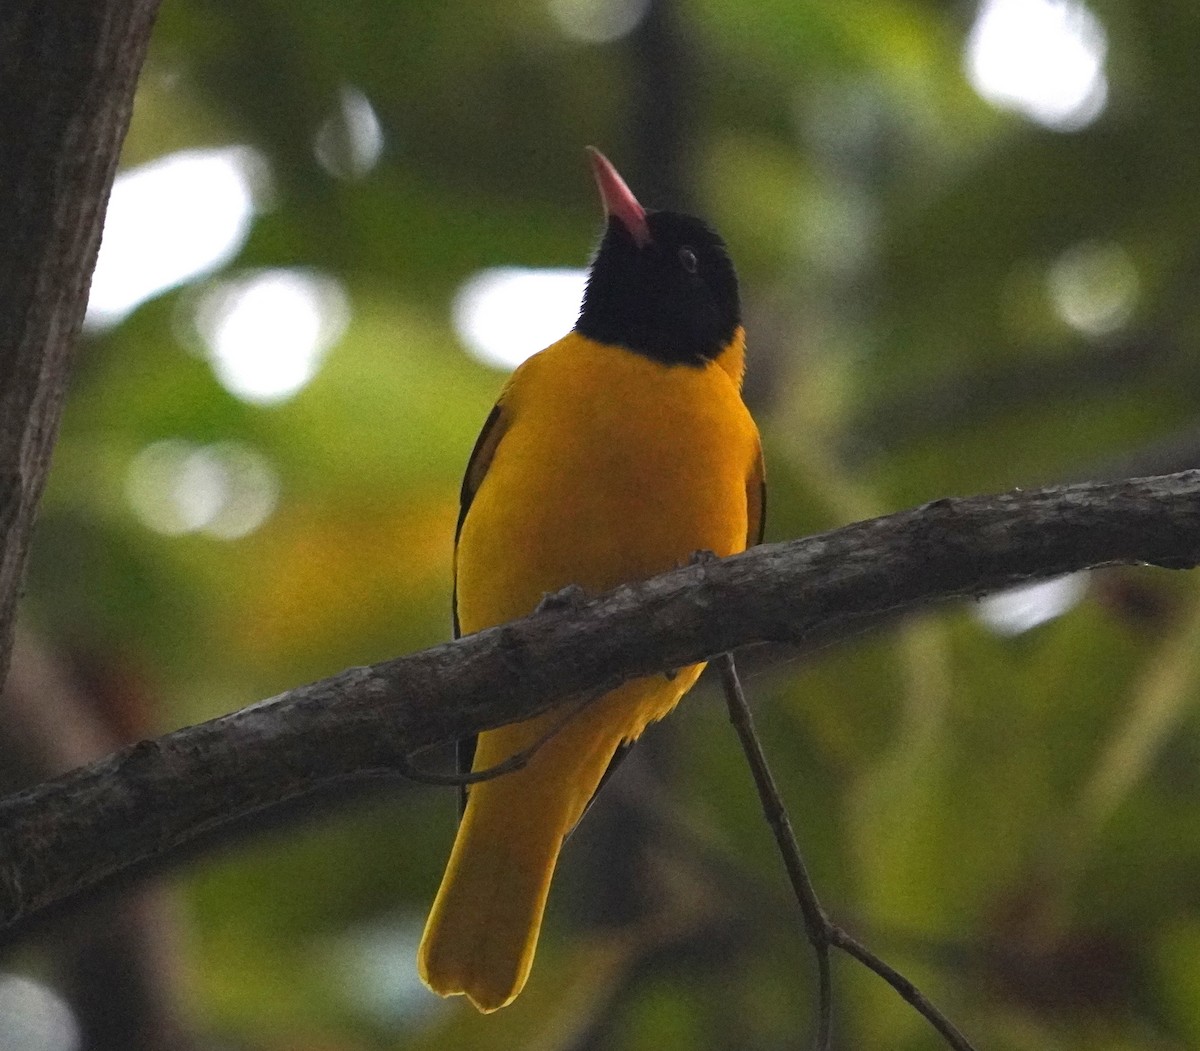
top-left (418, 149), bottom-right (764, 1012)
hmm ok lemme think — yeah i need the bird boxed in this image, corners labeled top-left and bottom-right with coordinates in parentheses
top-left (418, 148), bottom-right (764, 1013)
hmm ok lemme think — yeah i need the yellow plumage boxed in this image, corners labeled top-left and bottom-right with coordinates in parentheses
top-left (418, 328), bottom-right (762, 1011)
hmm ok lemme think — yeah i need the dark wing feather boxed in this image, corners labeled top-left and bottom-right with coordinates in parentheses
top-left (567, 741), bottom-right (635, 838)
top-left (453, 403), bottom-right (509, 816)
top-left (747, 440), bottom-right (766, 548)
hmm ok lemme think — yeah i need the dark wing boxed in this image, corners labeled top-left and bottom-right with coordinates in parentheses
top-left (566, 741), bottom-right (634, 838)
top-left (747, 438), bottom-right (766, 548)
top-left (455, 736), bottom-right (478, 817)
top-left (454, 402), bottom-right (510, 815)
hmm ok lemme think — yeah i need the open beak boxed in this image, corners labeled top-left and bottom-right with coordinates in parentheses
top-left (586, 147), bottom-right (651, 248)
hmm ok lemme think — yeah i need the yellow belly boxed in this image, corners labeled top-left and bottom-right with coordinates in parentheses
top-left (419, 332), bottom-right (760, 1012)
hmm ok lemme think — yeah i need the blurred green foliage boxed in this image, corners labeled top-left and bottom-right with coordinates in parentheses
top-left (14, 0), bottom-right (1200, 1047)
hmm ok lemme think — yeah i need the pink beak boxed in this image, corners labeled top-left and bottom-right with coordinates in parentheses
top-left (586, 147), bottom-right (651, 248)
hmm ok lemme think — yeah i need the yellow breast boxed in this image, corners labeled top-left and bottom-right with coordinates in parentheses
top-left (455, 331), bottom-right (760, 634)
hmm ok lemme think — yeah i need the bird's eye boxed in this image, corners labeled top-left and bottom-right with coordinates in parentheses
top-left (678, 246), bottom-right (698, 273)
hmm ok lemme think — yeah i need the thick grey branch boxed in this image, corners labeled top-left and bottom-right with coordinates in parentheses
top-left (2, 471), bottom-right (1199, 935)
top-left (0, 0), bottom-right (161, 685)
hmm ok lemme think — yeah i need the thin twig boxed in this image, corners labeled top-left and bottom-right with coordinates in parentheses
top-left (394, 689), bottom-right (600, 787)
top-left (716, 654), bottom-right (832, 1048)
top-left (826, 926), bottom-right (976, 1050)
top-left (716, 653), bottom-right (977, 1051)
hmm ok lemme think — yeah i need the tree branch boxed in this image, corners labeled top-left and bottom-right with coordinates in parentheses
top-left (715, 654), bottom-right (835, 1048)
top-left (2, 630), bottom-right (196, 1050)
top-left (0, 0), bottom-right (161, 685)
top-left (717, 652), bottom-right (975, 1050)
top-left (1, 472), bottom-right (1199, 937)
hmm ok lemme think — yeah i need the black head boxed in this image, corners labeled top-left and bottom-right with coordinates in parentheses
top-left (575, 151), bottom-right (740, 367)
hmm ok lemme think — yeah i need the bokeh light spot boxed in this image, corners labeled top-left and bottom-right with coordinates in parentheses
top-left (0, 973), bottom-right (80, 1051)
top-left (977, 574), bottom-right (1086, 635)
top-left (548, 0), bottom-right (651, 44)
top-left (314, 85), bottom-right (385, 180)
top-left (86, 147), bottom-right (265, 329)
top-left (453, 267), bottom-right (587, 370)
top-left (1048, 240), bottom-right (1139, 337)
top-left (965, 0), bottom-right (1108, 131)
top-left (126, 439), bottom-right (280, 539)
top-left (195, 269), bottom-right (350, 405)
top-left (332, 922), bottom-right (440, 1025)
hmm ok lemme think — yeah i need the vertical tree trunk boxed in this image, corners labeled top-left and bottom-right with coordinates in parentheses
top-left (0, 0), bottom-right (161, 685)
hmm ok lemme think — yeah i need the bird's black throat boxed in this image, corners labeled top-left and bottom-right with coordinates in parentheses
top-left (576, 210), bottom-right (741, 367)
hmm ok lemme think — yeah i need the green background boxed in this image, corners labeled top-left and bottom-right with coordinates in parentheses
top-left (9, 0), bottom-right (1200, 1047)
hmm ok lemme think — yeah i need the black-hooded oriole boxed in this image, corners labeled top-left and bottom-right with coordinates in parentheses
top-left (418, 148), bottom-right (764, 1012)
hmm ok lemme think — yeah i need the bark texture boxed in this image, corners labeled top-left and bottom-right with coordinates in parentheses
top-left (0, 471), bottom-right (1198, 937)
top-left (0, 0), bottom-right (161, 685)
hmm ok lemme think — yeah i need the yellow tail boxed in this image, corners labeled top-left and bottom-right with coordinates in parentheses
top-left (418, 671), bottom-right (700, 1011)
